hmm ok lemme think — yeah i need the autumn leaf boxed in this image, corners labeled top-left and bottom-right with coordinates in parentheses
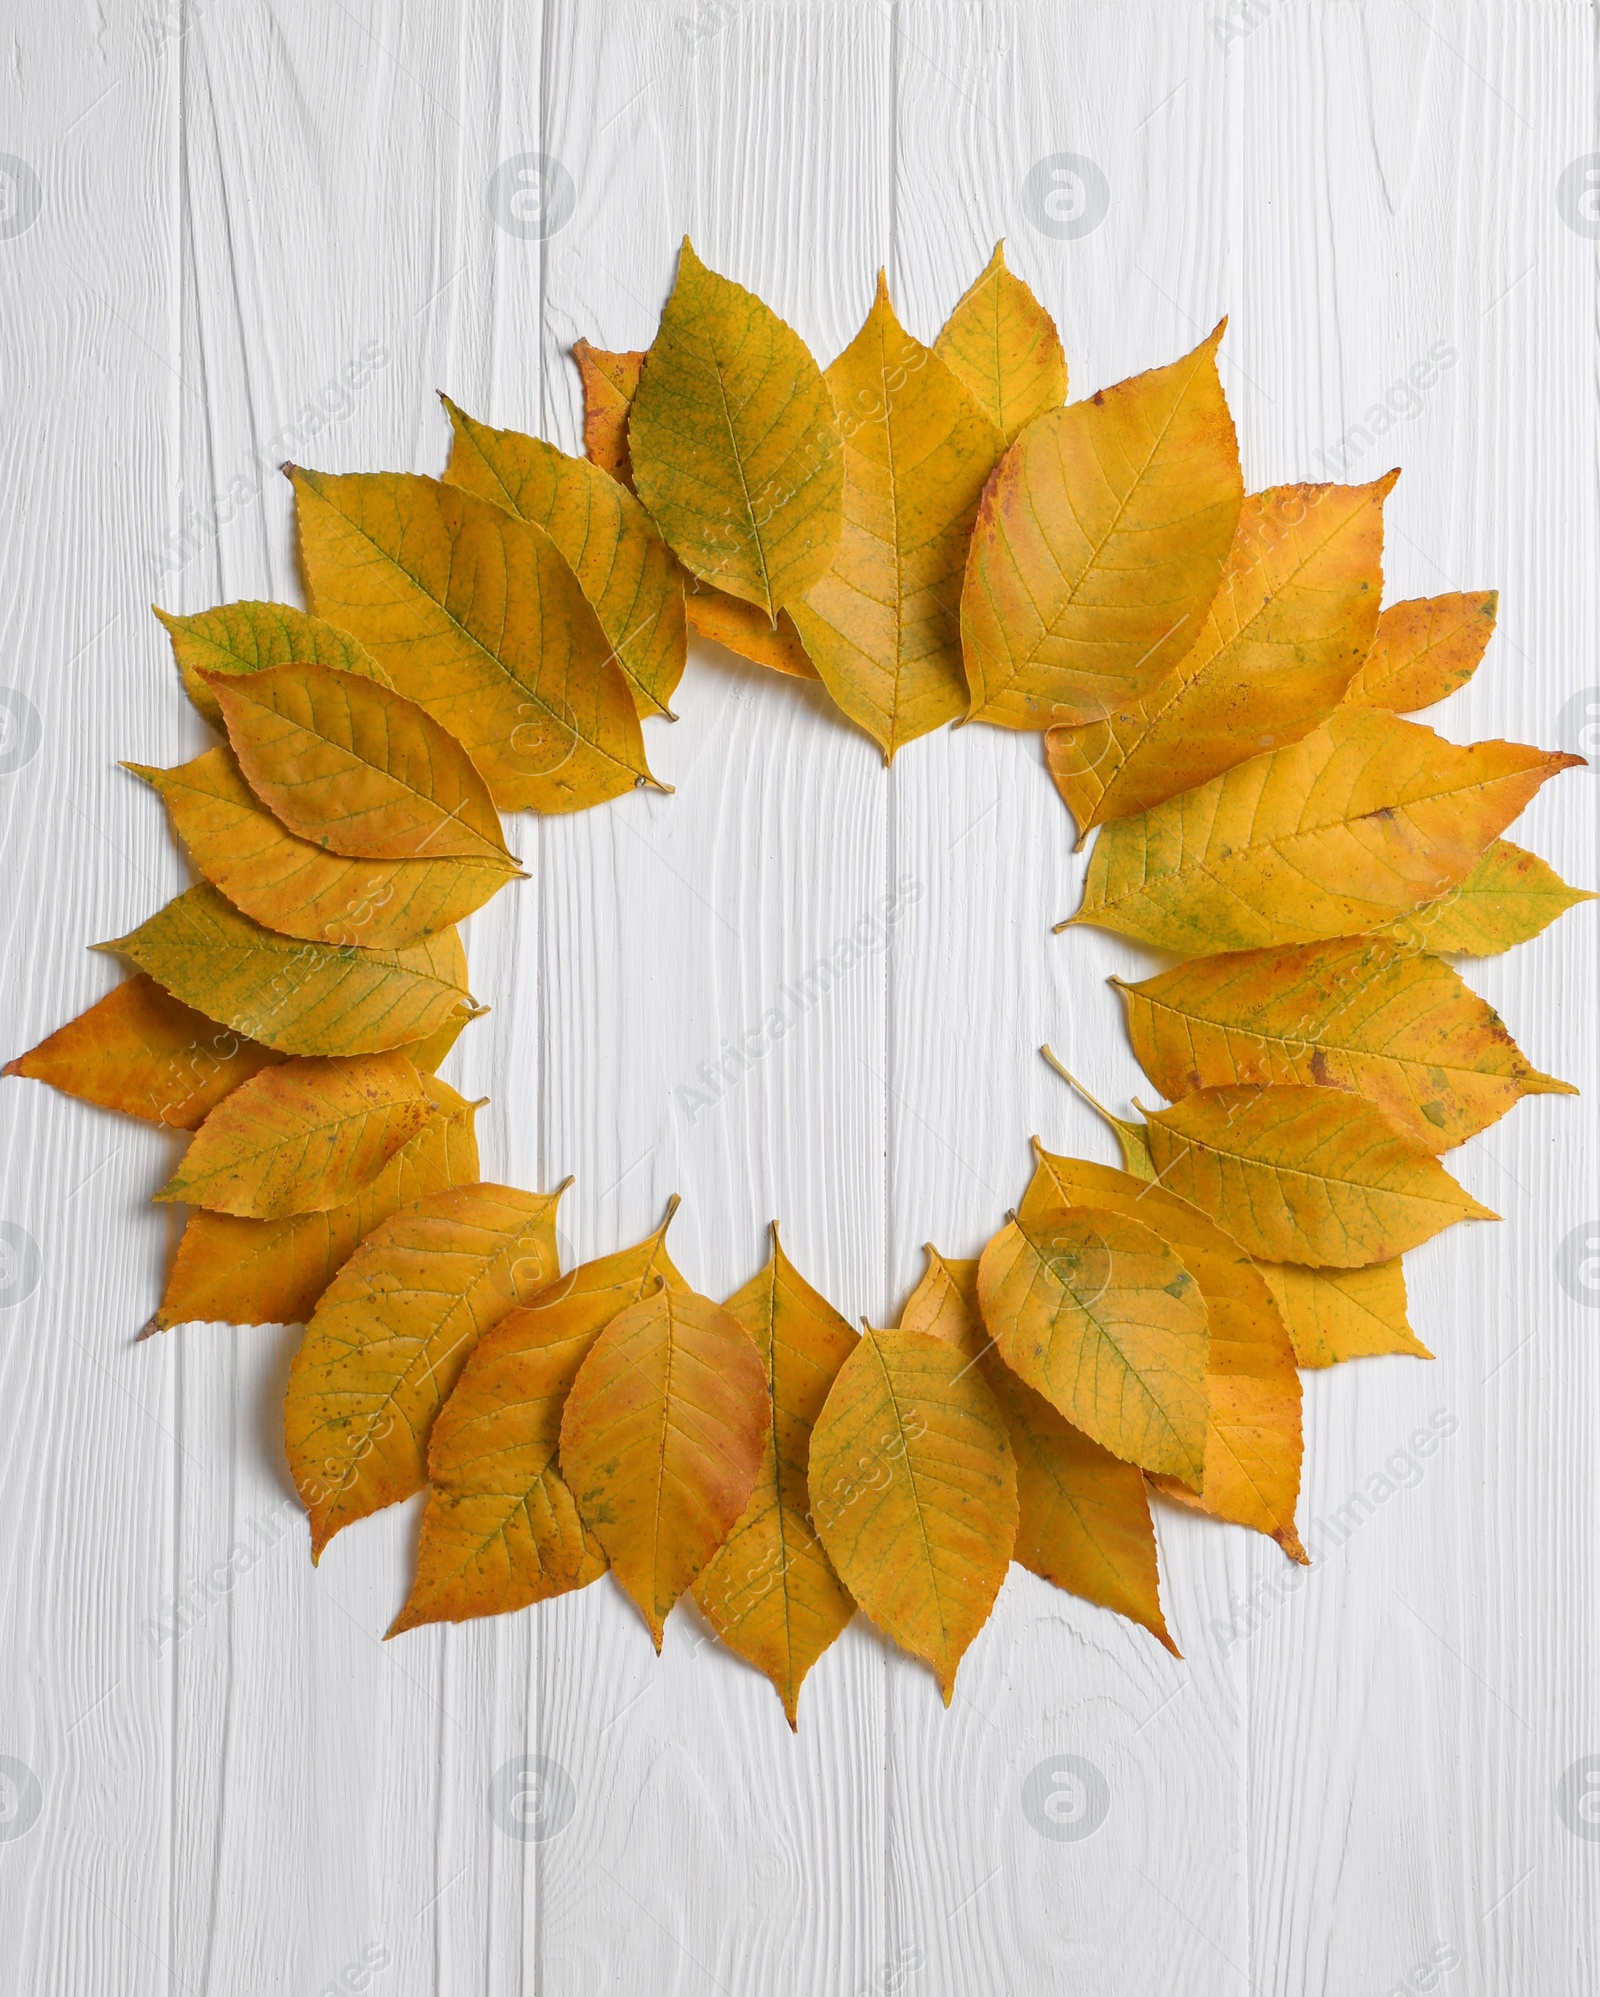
top-left (683, 584), bottom-right (819, 679)
top-left (1067, 707), bottom-right (1583, 954)
top-left (1115, 936), bottom-right (1574, 1153)
top-left (902, 1247), bottom-right (1176, 1654)
top-left (573, 339), bottom-right (643, 489)
top-left (809, 1327), bottom-right (1017, 1703)
top-left (291, 468), bottom-right (659, 813)
top-left (692, 1228), bottom-right (858, 1725)
top-left (391, 1200), bottom-right (686, 1635)
top-left (131, 750), bottom-right (514, 949)
top-left (442, 397), bottom-right (686, 721)
top-left (286, 1180), bottom-right (566, 1557)
top-left (154, 599), bottom-right (389, 729)
top-left (155, 1051), bottom-right (431, 1218)
top-left (1028, 1144), bottom-right (1304, 1559)
top-left (559, 1280), bottom-right (770, 1649)
top-left (977, 1203), bottom-right (1210, 1487)
top-left (788, 275), bottom-right (1004, 761)
top-left (4, 972), bottom-right (282, 1129)
top-left (1039, 1049), bottom-right (1155, 1180)
top-left (1046, 478), bottom-right (1395, 840)
top-left (1142, 1083), bottom-right (1496, 1267)
top-left (1378, 840), bottom-right (1595, 956)
top-left (97, 884), bottom-right (474, 1057)
top-left (1342, 591), bottom-right (1498, 714)
top-left (1259, 1260), bottom-right (1430, 1369)
top-left (406, 1004), bottom-right (485, 1076)
top-left (933, 241), bottom-right (1066, 446)
top-left (960, 323), bottom-right (1242, 729)
top-left (629, 239), bottom-right (844, 619)
top-left (205, 661), bottom-right (519, 868)
top-left (148, 1076), bottom-right (479, 1332)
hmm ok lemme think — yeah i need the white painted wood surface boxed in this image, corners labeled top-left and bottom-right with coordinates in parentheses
top-left (1, 2), bottom-right (1597, 1990)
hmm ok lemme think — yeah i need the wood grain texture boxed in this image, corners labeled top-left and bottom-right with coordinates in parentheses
top-left (0, 3), bottom-right (1594, 1993)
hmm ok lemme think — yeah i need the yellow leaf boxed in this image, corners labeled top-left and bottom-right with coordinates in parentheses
top-left (130, 751), bottom-right (513, 949)
top-left (156, 1051), bottom-right (431, 1218)
top-left (559, 1281), bottom-right (770, 1649)
top-left (809, 1327), bottom-right (1017, 1703)
top-left (789, 275), bottom-right (1004, 761)
top-left (1028, 1145), bottom-right (1304, 1559)
top-left (903, 1247), bottom-right (1176, 1654)
top-left (97, 884), bottom-right (474, 1057)
top-left (572, 339), bottom-right (643, 489)
top-left (149, 1077), bottom-right (479, 1331)
top-left (977, 1204), bottom-right (1210, 1487)
top-left (1377, 839), bottom-right (1595, 957)
top-left (391, 1200), bottom-right (686, 1635)
top-left (1142, 1083), bottom-right (1496, 1267)
top-left (286, 1180), bottom-right (566, 1557)
top-left (1259, 1261), bottom-right (1430, 1368)
top-left (442, 397), bottom-right (687, 721)
top-left (406, 1005), bottom-right (486, 1076)
top-left (960, 323), bottom-right (1242, 729)
top-left (291, 468), bottom-right (659, 813)
top-left (683, 585), bottom-right (820, 678)
top-left (629, 238), bottom-right (844, 617)
top-left (1116, 937), bottom-right (1574, 1153)
top-left (574, 336), bottom-right (821, 678)
top-left (154, 599), bottom-right (389, 729)
top-left (693, 1228), bottom-right (858, 1726)
top-left (933, 241), bottom-right (1067, 445)
top-left (205, 660), bottom-right (517, 866)
top-left (1038, 1047), bottom-right (1155, 1180)
top-left (1342, 591), bottom-right (1498, 714)
top-left (1046, 478), bottom-right (1394, 839)
top-left (1067, 707), bottom-right (1583, 954)
top-left (4, 972), bottom-right (282, 1130)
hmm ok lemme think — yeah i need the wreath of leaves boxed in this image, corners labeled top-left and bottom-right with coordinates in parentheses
top-left (8, 239), bottom-right (1589, 1726)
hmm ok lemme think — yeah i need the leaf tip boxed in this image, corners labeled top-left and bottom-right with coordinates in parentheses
top-left (135, 1315), bottom-right (166, 1342)
top-left (1376, 465), bottom-right (1402, 499)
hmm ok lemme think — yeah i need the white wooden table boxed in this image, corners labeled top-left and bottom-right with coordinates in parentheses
top-left (2, 3), bottom-right (1597, 1990)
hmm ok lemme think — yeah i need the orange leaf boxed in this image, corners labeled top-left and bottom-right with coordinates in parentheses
top-left (5, 973), bottom-right (282, 1130)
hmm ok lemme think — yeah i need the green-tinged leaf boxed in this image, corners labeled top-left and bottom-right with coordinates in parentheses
top-left (629, 239), bottom-right (844, 617)
top-left (1377, 840), bottom-right (1595, 956)
top-left (154, 600), bottom-right (389, 728)
top-left (442, 396), bottom-right (687, 719)
top-left (96, 884), bottom-right (474, 1057)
